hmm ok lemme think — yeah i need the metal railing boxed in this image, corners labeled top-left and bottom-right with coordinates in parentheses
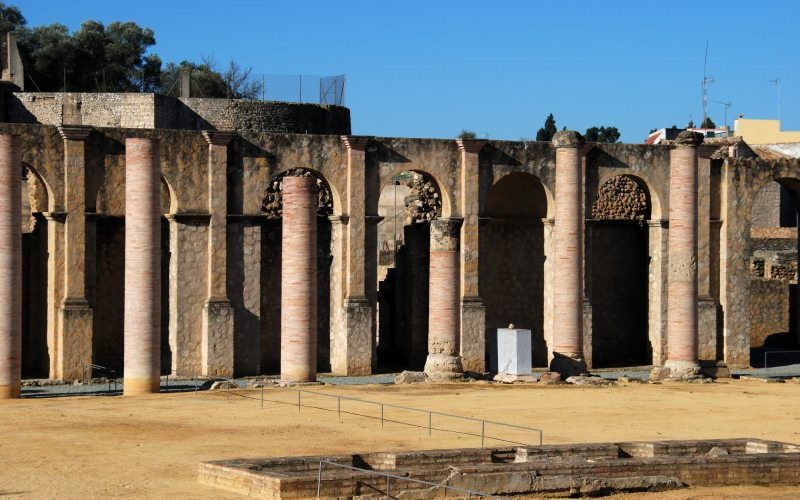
top-left (208, 383), bottom-right (543, 448)
top-left (82, 364), bottom-right (118, 391)
top-left (763, 350), bottom-right (800, 369)
top-left (315, 460), bottom-right (503, 499)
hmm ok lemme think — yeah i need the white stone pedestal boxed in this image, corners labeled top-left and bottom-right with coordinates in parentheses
top-left (496, 328), bottom-right (532, 376)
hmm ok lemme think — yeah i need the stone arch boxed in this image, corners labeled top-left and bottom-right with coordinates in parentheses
top-left (22, 162), bottom-right (53, 214)
top-left (160, 175), bottom-right (177, 215)
top-left (592, 174), bottom-right (652, 222)
top-left (262, 167), bottom-right (336, 219)
top-left (482, 172), bottom-right (550, 367)
top-left (381, 166), bottom-right (452, 219)
top-left (587, 174), bottom-right (653, 367)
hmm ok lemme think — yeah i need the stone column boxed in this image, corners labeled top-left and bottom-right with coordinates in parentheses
top-left (201, 131), bottom-right (236, 377)
top-left (424, 218), bottom-right (463, 380)
top-left (280, 176), bottom-right (317, 383)
top-left (457, 139), bottom-right (487, 373)
top-left (336, 136), bottom-right (375, 375)
top-left (550, 130), bottom-right (587, 375)
top-left (57, 126), bottom-right (94, 381)
top-left (124, 138), bottom-right (161, 395)
top-left (0, 134), bottom-right (21, 398)
top-left (664, 131), bottom-right (703, 379)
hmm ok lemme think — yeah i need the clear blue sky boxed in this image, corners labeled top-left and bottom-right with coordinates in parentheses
top-left (12, 0), bottom-right (800, 142)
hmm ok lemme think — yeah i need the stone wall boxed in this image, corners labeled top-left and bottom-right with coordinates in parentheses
top-left (748, 278), bottom-right (790, 348)
top-left (4, 92), bottom-right (351, 135)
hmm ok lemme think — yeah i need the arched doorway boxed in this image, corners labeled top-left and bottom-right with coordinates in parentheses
top-left (375, 170), bottom-right (442, 371)
top-left (481, 172), bottom-right (549, 367)
top-left (260, 168), bottom-right (334, 374)
top-left (588, 175), bottom-right (652, 367)
top-left (748, 178), bottom-right (800, 367)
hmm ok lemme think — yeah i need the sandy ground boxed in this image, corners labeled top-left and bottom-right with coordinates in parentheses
top-left (1, 379), bottom-right (799, 499)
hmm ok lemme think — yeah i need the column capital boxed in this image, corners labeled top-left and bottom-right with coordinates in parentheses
top-left (552, 130), bottom-right (585, 149)
top-left (456, 139), bottom-right (487, 154)
top-left (202, 130), bottom-right (237, 146)
top-left (674, 130), bottom-right (704, 147)
top-left (57, 126), bottom-right (92, 141)
top-left (340, 135), bottom-right (373, 151)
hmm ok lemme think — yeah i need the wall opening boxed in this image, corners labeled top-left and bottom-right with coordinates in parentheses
top-left (260, 168), bottom-right (333, 375)
top-left (21, 167), bottom-right (48, 378)
top-left (588, 175), bottom-right (651, 367)
top-left (748, 178), bottom-right (800, 367)
top-left (481, 172), bottom-right (548, 367)
top-left (376, 171), bottom-right (441, 372)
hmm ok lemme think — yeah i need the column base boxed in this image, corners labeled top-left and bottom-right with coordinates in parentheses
top-left (460, 297), bottom-right (485, 373)
top-left (658, 360), bottom-right (703, 381)
top-left (202, 299), bottom-right (234, 377)
top-left (0, 385), bottom-right (21, 399)
top-left (549, 352), bottom-right (587, 377)
top-left (332, 298), bottom-right (373, 376)
top-left (123, 377), bottom-right (160, 396)
top-left (424, 353), bottom-right (464, 381)
top-left (58, 298), bottom-right (93, 381)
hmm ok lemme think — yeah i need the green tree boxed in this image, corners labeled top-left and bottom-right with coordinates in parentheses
top-left (701, 116), bottom-right (716, 129)
top-left (0, 1), bottom-right (25, 33)
top-left (457, 129), bottom-right (476, 140)
top-left (159, 56), bottom-right (261, 99)
top-left (584, 126), bottom-right (621, 143)
top-left (536, 113), bottom-right (557, 141)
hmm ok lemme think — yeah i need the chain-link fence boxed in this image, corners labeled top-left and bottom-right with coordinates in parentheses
top-left (248, 73), bottom-right (346, 105)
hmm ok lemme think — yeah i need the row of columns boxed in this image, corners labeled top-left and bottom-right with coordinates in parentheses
top-left (0, 128), bottom-right (706, 397)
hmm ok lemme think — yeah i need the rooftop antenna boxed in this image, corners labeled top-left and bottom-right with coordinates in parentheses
top-left (712, 99), bottom-right (732, 130)
top-left (770, 77), bottom-right (782, 122)
top-left (702, 41), bottom-right (714, 125)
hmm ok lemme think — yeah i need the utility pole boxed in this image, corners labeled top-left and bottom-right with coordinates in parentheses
top-left (713, 100), bottom-right (732, 131)
top-left (770, 77), bottom-right (782, 122)
top-left (701, 41), bottom-right (714, 125)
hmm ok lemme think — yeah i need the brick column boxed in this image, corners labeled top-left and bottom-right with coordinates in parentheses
top-left (550, 130), bottom-right (587, 376)
top-left (337, 136), bottom-right (375, 375)
top-left (280, 176), bottom-right (317, 383)
top-left (201, 131), bottom-right (236, 377)
top-left (124, 138), bottom-right (161, 395)
top-left (56, 126), bottom-right (94, 380)
top-left (424, 218), bottom-right (463, 380)
top-left (457, 139), bottom-right (487, 373)
top-left (665, 131), bottom-right (703, 379)
top-left (0, 134), bottom-right (21, 398)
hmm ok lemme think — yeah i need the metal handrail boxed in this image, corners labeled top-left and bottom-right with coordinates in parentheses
top-left (315, 460), bottom-right (504, 499)
top-left (763, 350), bottom-right (800, 369)
top-left (206, 382), bottom-right (543, 448)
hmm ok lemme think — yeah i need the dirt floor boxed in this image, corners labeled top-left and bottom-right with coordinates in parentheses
top-left (1, 378), bottom-right (799, 499)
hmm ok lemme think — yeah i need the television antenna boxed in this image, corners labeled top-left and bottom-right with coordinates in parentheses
top-left (701, 41), bottom-right (714, 125)
top-left (712, 100), bottom-right (732, 130)
top-left (770, 77), bottom-right (782, 122)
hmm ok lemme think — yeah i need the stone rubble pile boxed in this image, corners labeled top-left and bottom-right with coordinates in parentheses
top-left (262, 168), bottom-right (333, 219)
top-left (592, 176), bottom-right (648, 221)
top-left (403, 172), bottom-right (442, 224)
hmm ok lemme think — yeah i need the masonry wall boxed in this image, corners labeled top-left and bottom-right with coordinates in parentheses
top-left (2, 119), bottom-right (799, 379)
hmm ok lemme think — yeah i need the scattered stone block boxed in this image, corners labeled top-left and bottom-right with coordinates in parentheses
top-left (492, 373), bottom-right (537, 384)
top-left (496, 328), bottom-right (532, 376)
top-left (565, 375), bottom-right (611, 386)
top-left (649, 366), bottom-right (670, 381)
top-left (538, 372), bottom-right (561, 383)
top-left (209, 380), bottom-right (237, 390)
top-left (394, 371), bottom-right (427, 384)
top-left (707, 446), bottom-right (729, 457)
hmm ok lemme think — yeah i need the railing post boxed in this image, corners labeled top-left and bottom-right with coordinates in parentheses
top-left (298, 390), bottom-right (301, 413)
top-left (227, 383), bottom-right (230, 403)
top-left (261, 386), bottom-right (264, 408)
top-left (381, 404), bottom-right (384, 427)
top-left (764, 351), bottom-right (767, 369)
top-left (428, 412), bottom-right (432, 436)
top-left (338, 396), bottom-right (341, 421)
top-left (481, 421), bottom-right (485, 447)
top-left (316, 461), bottom-right (323, 498)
